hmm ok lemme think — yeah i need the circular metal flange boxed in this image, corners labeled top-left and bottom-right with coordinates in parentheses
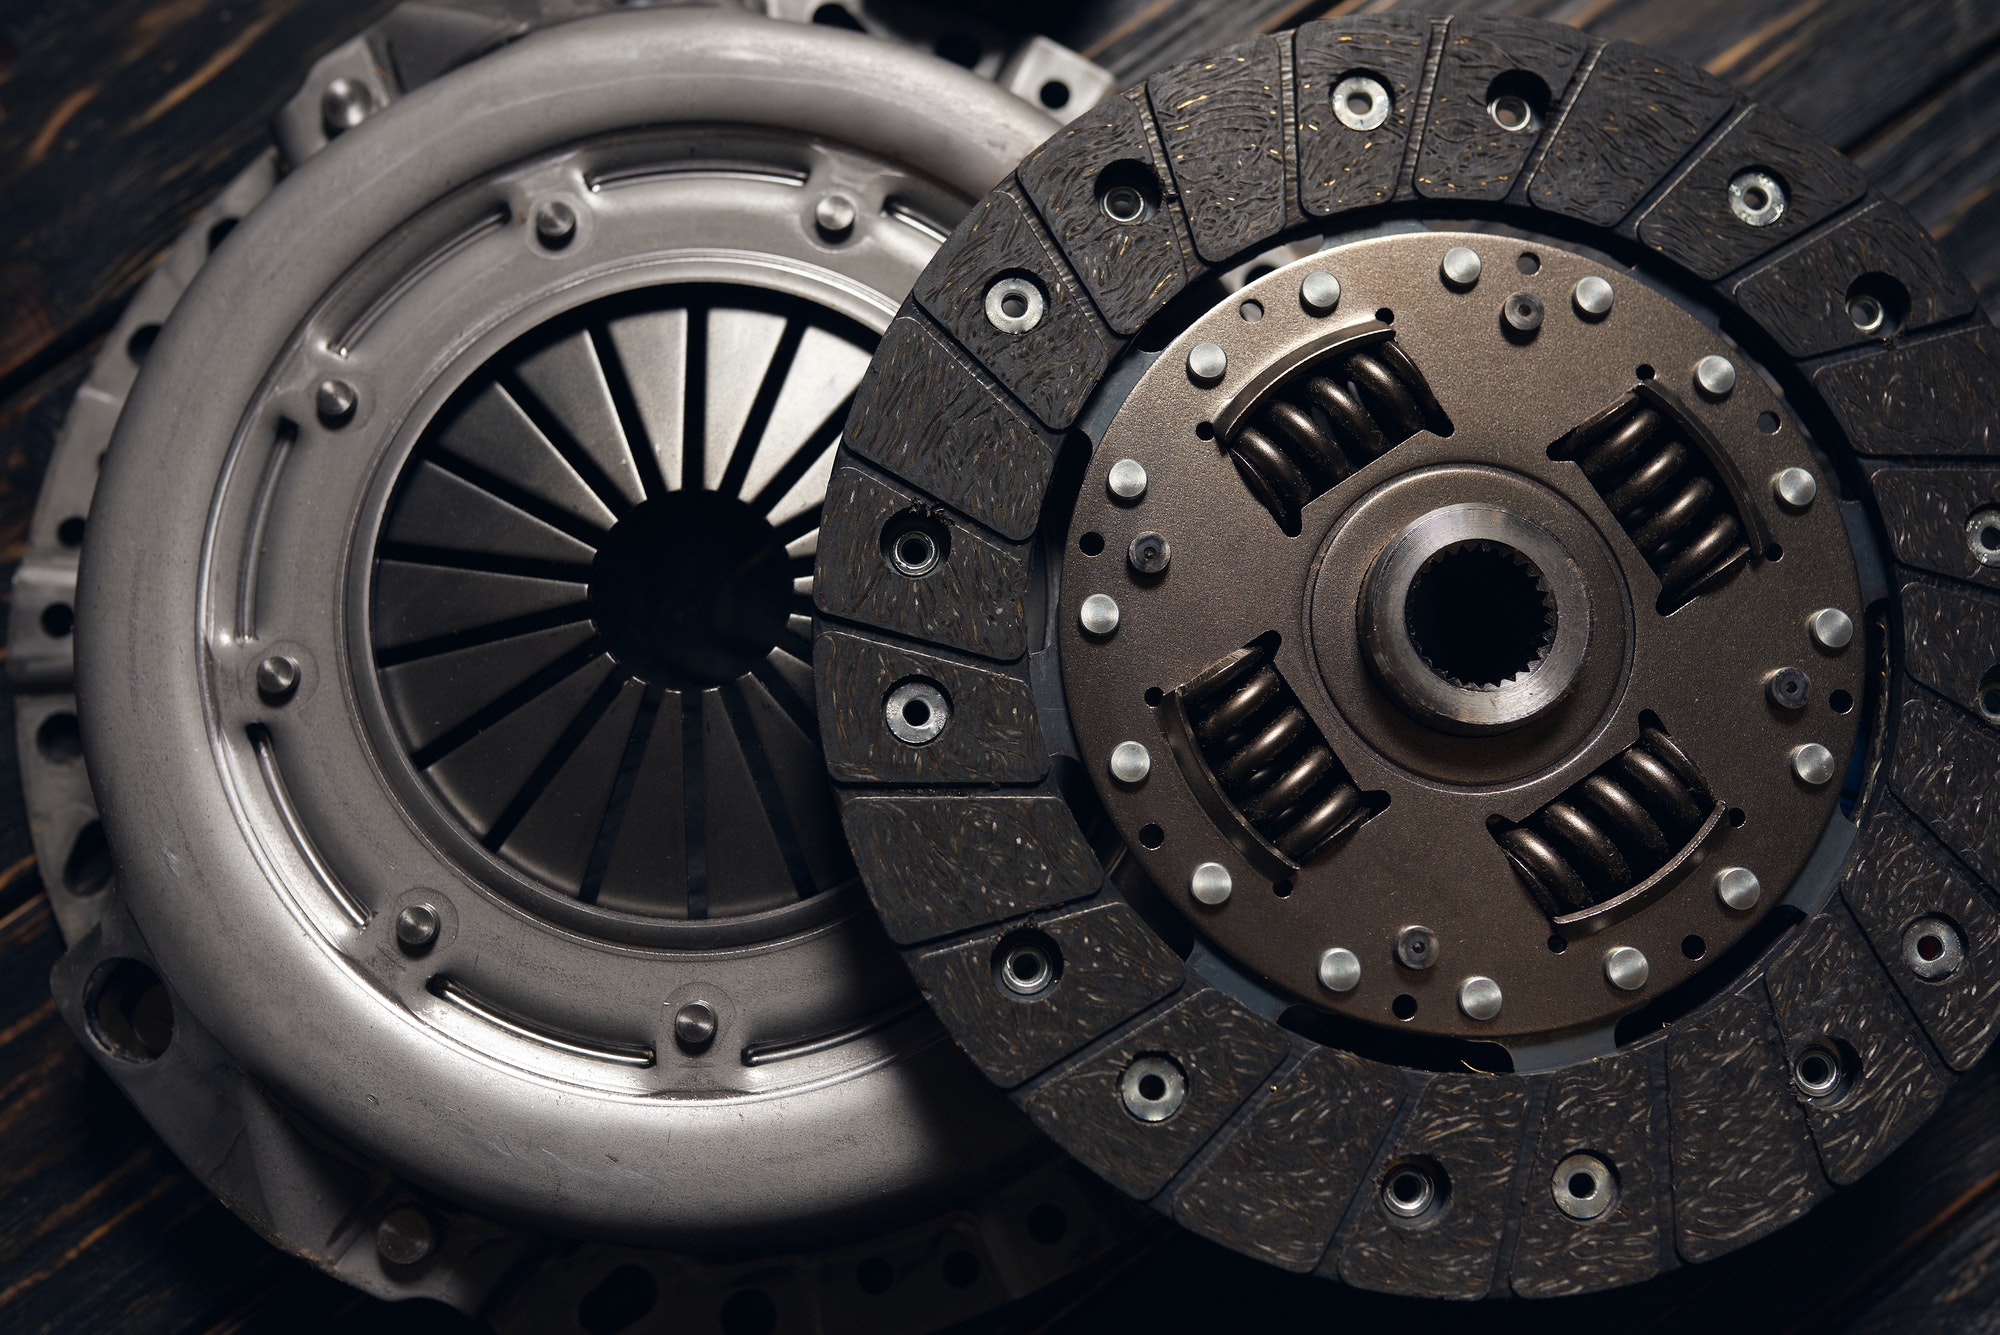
top-left (55, 7), bottom-right (1145, 1322)
top-left (813, 12), bottom-right (2000, 1300)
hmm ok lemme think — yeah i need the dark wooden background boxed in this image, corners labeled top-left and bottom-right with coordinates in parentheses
top-left (2, 1), bottom-right (1998, 1330)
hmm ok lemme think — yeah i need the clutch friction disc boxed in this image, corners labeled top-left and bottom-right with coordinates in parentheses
top-left (34, 5), bottom-right (1144, 1326)
top-left (814, 13), bottom-right (2000, 1298)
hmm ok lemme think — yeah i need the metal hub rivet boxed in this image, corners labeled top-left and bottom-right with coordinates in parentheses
top-left (1190, 862), bottom-right (1233, 906)
top-left (1810, 607), bottom-right (1855, 650)
top-left (376, 1206), bottom-right (436, 1267)
top-left (315, 378), bottom-right (356, 427)
top-left (1773, 467), bottom-right (1818, 509)
top-left (1715, 865), bottom-right (1763, 911)
top-left (1079, 592), bottom-right (1120, 636)
top-left (1318, 947), bottom-right (1362, 993)
top-left (1299, 270), bottom-right (1342, 314)
top-left (1440, 246), bottom-right (1482, 289)
top-left (1603, 946), bottom-right (1650, 991)
top-left (1503, 292), bottom-right (1545, 334)
top-left (1395, 925), bottom-right (1438, 970)
top-left (1331, 75), bottom-right (1391, 131)
top-left (813, 193), bottom-right (857, 240)
top-left (320, 77), bottom-right (375, 137)
top-left (984, 275), bottom-right (1045, 334)
top-left (533, 199), bottom-right (577, 249)
top-left (1109, 741), bottom-right (1151, 784)
top-left (1767, 667), bottom-right (1810, 711)
top-left (1552, 1153), bottom-right (1618, 1221)
top-left (1107, 458), bottom-right (1148, 500)
top-left (1791, 742), bottom-right (1837, 786)
top-left (1119, 1055), bottom-right (1186, 1122)
top-left (1458, 975), bottom-right (1502, 1021)
top-left (674, 1001), bottom-right (718, 1051)
top-left (1127, 531), bottom-right (1170, 575)
top-left (1965, 509), bottom-right (2000, 566)
top-left (1728, 169), bottom-right (1788, 227)
top-left (1695, 354), bottom-right (1737, 398)
top-left (1186, 341), bottom-right (1227, 385)
top-left (1903, 916), bottom-right (1965, 980)
top-left (1573, 276), bottom-right (1614, 318)
top-left (394, 903), bottom-right (439, 954)
top-left (256, 654), bottom-right (300, 702)
top-left (884, 680), bottom-right (948, 744)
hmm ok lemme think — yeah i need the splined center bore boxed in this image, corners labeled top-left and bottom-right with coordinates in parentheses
top-left (1403, 539), bottom-right (1555, 689)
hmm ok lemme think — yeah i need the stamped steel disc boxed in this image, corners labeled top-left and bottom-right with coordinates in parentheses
top-left (44, 5), bottom-right (1141, 1324)
top-left (814, 13), bottom-right (2000, 1297)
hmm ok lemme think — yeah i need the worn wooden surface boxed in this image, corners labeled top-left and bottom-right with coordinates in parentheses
top-left (4, 0), bottom-right (2000, 1330)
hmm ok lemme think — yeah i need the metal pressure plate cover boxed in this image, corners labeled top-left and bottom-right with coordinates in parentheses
top-left (814, 13), bottom-right (2000, 1299)
top-left (38, 4), bottom-right (1138, 1323)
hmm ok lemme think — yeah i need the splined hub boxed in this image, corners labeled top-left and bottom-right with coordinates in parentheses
top-left (814, 12), bottom-right (2000, 1300)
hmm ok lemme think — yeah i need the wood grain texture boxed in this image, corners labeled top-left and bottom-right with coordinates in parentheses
top-left (1332, 1071), bottom-right (1534, 1299)
top-left (1730, 197), bottom-right (1981, 357)
top-left (1764, 906), bottom-right (1954, 1185)
top-left (841, 791), bottom-right (1102, 945)
top-left (1637, 103), bottom-right (1868, 280)
top-left (1898, 577), bottom-right (2000, 720)
top-left (1842, 798), bottom-right (2000, 1073)
top-left (1509, 1045), bottom-right (1672, 1297)
top-left (1015, 90), bottom-right (1194, 336)
top-left (1890, 693), bottom-right (2000, 892)
top-left (1812, 324), bottom-right (2000, 459)
top-left (1667, 987), bottom-right (1828, 1262)
top-left (816, 630), bottom-right (1047, 785)
top-left (1412, 15), bottom-right (1587, 204)
top-left (909, 901), bottom-right (1185, 1087)
top-left (1868, 464), bottom-right (2000, 593)
top-left (839, 314), bottom-right (1058, 543)
top-left (1019, 987), bottom-right (1289, 1199)
top-left (1169, 1047), bottom-right (1403, 1273)
top-left (1292, 15), bottom-right (1433, 215)
top-left (911, 185), bottom-right (1114, 431)
top-left (1145, 36), bottom-right (1290, 264)
top-left (813, 463), bottom-right (1031, 661)
top-left (1530, 40), bottom-right (1735, 228)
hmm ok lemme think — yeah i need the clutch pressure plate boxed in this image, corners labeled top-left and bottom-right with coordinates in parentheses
top-left (814, 13), bottom-right (2000, 1298)
top-left (24, 4), bottom-right (1143, 1327)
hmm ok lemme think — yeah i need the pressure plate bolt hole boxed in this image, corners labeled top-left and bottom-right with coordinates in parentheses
top-left (1404, 541), bottom-right (1555, 690)
top-left (589, 492), bottom-right (791, 690)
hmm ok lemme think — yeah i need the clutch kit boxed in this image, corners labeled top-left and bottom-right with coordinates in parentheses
top-left (815, 13), bottom-right (2000, 1298)
top-left (26, 4), bottom-right (1143, 1326)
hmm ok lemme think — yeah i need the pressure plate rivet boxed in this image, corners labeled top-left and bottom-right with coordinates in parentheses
top-left (1791, 742), bottom-right (1837, 786)
top-left (1109, 741), bottom-right (1151, 784)
top-left (1300, 270), bottom-right (1342, 314)
top-left (1774, 467), bottom-right (1817, 509)
top-left (1440, 246), bottom-right (1482, 289)
top-left (533, 199), bottom-right (577, 249)
top-left (394, 903), bottom-right (440, 954)
top-left (1190, 862), bottom-right (1233, 906)
top-left (1187, 341), bottom-right (1227, 385)
top-left (1107, 458), bottom-right (1148, 500)
top-left (315, 378), bottom-right (356, 426)
top-left (1128, 531), bottom-right (1171, 575)
top-left (1318, 947), bottom-right (1362, 993)
top-left (813, 193), bottom-right (857, 240)
top-left (1715, 866), bottom-right (1762, 911)
top-left (1079, 593), bottom-right (1120, 636)
top-left (1503, 292), bottom-right (1545, 334)
top-left (1810, 607), bottom-right (1855, 650)
top-left (256, 654), bottom-right (300, 702)
top-left (376, 1206), bottom-right (436, 1267)
top-left (1695, 354), bottom-right (1737, 398)
top-left (674, 1001), bottom-right (718, 1052)
top-left (1458, 975), bottom-right (1502, 1021)
top-left (1604, 946), bottom-right (1650, 991)
top-left (321, 77), bottom-right (374, 137)
top-left (1767, 666), bottom-right (1811, 711)
top-left (1573, 275), bottom-right (1614, 318)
